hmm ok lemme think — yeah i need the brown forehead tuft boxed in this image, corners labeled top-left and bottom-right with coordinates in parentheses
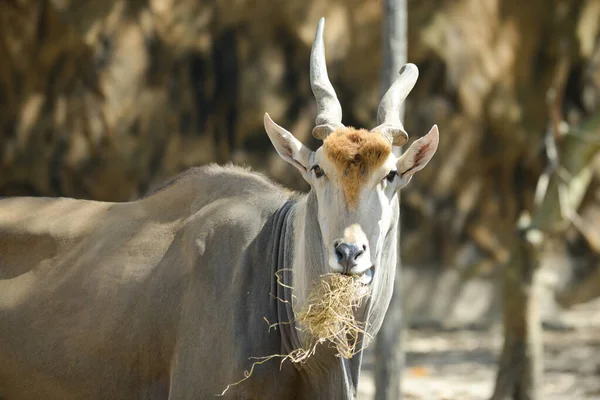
top-left (323, 128), bottom-right (392, 208)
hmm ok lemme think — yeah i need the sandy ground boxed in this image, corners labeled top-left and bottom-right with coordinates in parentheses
top-left (358, 298), bottom-right (600, 400)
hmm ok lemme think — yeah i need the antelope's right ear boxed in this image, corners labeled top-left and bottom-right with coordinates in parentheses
top-left (264, 113), bottom-right (312, 173)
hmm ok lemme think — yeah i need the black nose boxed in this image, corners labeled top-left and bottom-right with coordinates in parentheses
top-left (335, 243), bottom-right (365, 273)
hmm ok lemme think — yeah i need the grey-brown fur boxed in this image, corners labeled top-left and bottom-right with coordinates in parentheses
top-left (0, 164), bottom-right (396, 399)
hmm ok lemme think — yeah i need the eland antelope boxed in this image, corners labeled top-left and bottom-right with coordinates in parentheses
top-left (0, 18), bottom-right (438, 399)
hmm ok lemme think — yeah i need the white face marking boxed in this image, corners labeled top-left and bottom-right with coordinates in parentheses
top-left (310, 149), bottom-right (400, 278)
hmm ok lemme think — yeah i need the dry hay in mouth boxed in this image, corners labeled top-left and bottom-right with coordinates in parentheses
top-left (219, 272), bottom-right (371, 396)
top-left (295, 273), bottom-right (371, 360)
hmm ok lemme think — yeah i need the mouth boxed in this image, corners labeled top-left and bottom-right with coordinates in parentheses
top-left (348, 266), bottom-right (374, 285)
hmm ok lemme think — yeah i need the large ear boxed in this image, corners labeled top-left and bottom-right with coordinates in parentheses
top-left (396, 125), bottom-right (439, 186)
top-left (264, 113), bottom-right (312, 172)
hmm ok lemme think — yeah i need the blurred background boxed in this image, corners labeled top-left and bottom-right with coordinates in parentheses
top-left (1, 0), bottom-right (600, 398)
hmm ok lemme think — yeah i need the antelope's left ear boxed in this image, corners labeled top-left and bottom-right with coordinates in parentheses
top-left (264, 113), bottom-right (312, 172)
top-left (396, 125), bottom-right (439, 186)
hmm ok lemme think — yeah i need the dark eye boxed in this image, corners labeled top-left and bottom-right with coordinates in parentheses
top-left (385, 170), bottom-right (397, 182)
top-left (312, 165), bottom-right (325, 178)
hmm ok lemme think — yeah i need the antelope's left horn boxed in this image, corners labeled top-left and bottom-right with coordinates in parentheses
top-left (372, 63), bottom-right (419, 146)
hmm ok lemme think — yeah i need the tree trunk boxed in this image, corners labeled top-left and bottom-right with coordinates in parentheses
top-left (491, 215), bottom-right (544, 400)
top-left (491, 114), bottom-right (600, 400)
top-left (375, 0), bottom-right (407, 399)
